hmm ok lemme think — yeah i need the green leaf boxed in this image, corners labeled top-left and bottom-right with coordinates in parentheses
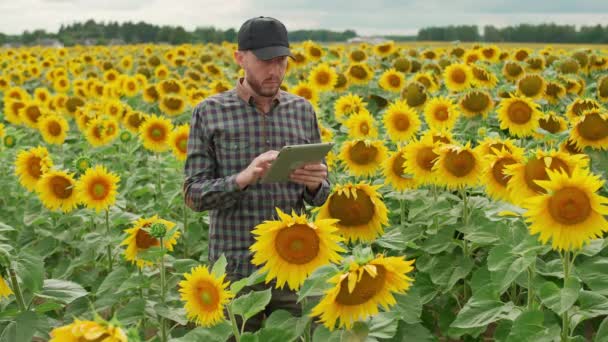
top-left (231, 288), bottom-right (272, 321)
top-left (117, 298), bottom-right (145, 325)
top-left (420, 227), bottom-right (455, 254)
top-left (577, 239), bottom-right (606, 257)
top-left (168, 320), bottom-right (232, 342)
top-left (230, 270), bottom-right (266, 296)
top-left (154, 303), bottom-right (188, 326)
top-left (392, 287), bottom-right (422, 324)
top-left (254, 327), bottom-right (298, 342)
top-left (263, 309), bottom-right (308, 340)
top-left (0, 222), bottom-right (15, 233)
top-left (341, 321), bottom-right (369, 341)
top-left (577, 257), bottom-right (608, 295)
top-left (15, 250), bottom-right (44, 293)
top-left (450, 296), bottom-right (515, 329)
top-left (368, 312), bottom-right (399, 339)
top-left (569, 291), bottom-right (608, 331)
top-left (0, 311), bottom-right (49, 342)
top-left (298, 264), bottom-right (338, 301)
top-left (97, 266), bottom-right (129, 294)
top-left (36, 279), bottom-right (88, 304)
top-left (538, 278), bottom-right (580, 315)
top-left (173, 259), bottom-right (199, 274)
top-left (488, 244), bottom-right (536, 294)
top-left (386, 321), bottom-right (437, 342)
top-left (595, 316), bottom-right (608, 342)
top-left (34, 300), bottom-right (63, 314)
top-left (506, 310), bottom-right (559, 342)
top-left (211, 254), bottom-right (227, 278)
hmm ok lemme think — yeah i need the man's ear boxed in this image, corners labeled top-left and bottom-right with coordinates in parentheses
top-left (234, 50), bottom-right (245, 67)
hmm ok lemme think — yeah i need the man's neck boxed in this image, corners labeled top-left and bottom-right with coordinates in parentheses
top-left (243, 78), bottom-right (274, 108)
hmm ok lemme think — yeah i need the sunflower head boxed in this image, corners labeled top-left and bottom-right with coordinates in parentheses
top-left (497, 96), bottom-right (542, 138)
top-left (569, 109), bottom-right (608, 150)
top-left (517, 74), bottom-right (546, 99)
top-left (316, 183), bottom-right (389, 243)
top-left (36, 170), bottom-right (79, 213)
top-left (15, 146), bottom-right (53, 192)
top-left (423, 96), bottom-right (459, 131)
top-left (346, 63), bottom-right (373, 85)
top-left (401, 81), bottom-right (428, 108)
top-left (139, 115), bottom-right (174, 153)
top-left (378, 68), bottom-right (405, 92)
top-left (459, 90), bottom-right (494, 118)
top-left (309, 63), bottom-right (338, 91)
top-left (179, 265), bottom-right (233, 327)
top-left (443, 63), bottom-right (473, 92)
top-left (345, 109), bottom-right (378, 139)
top-left (433, 142), bottom-right (483, 189)
top-left (121, 215), bottom-right (180, 268)
top-left (383, 100), bottom-right (421, 142)
top-left (523, 167), bottom-right (608, 251)
top-left (38, 114), bottom-right (69, 145)
top-left (49, 319), bottom-right (128, 342)
top-left (250, 208), bottom-right (344, 290)
top-left (169, 124), bottom-right (190, 161)
top-left (76, 165), bottom-right (120, 212)
top-left (383, 148), bottom-right (417, 191)
top-left (339, 139), bottom-right (388, 177)
top-left (310, 254), bottom-right (415, 330)
top-left (482, 147), bottom-right (525, 202)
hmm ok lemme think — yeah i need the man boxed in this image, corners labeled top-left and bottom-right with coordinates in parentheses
top-left (183, 16), bottom-right (330, 331)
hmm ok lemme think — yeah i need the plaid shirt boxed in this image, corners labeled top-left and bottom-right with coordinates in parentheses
top-left (183, 78), bottom-right (331, 278)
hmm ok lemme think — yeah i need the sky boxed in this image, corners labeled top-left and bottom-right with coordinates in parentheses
top-left (1, 0), bottom-right (608, 36)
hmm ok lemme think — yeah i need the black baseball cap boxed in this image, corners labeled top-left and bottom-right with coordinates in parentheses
top-left (237, 16), bottom-right (294, 60)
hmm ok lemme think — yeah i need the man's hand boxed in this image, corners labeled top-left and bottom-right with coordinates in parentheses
top-left (235, 150), bottom-right (279, 189)
top-left (289, 162), bottom-right (328, 193)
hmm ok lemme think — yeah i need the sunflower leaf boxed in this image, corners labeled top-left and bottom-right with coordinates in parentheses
top-left (35, 279), bottom-right (88, 305)
top-left (231, 288), bottom-right (272, 321)
top-left (538, 278), bottom-right (580, 315)
top-left (211, 254), bottom-right (227, 278)
top-left (298, 264), bottom-right (338, 302)
top-left (169, 320), bottom-right (232, 342)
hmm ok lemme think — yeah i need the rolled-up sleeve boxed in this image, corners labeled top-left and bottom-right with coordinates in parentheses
top-left (303, 105), bottom-right (331, 207)
top-left (183, 102), bottom-right (246, 212)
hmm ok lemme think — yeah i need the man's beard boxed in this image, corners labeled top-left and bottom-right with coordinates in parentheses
top-left (246, 75), bottom-right (282, 98)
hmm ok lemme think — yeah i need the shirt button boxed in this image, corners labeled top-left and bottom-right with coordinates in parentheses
top-left (266, 139), bottom-right (270, 144)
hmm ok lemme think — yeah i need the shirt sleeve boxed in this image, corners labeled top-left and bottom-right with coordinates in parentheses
top-left (303, 104), bottom-right (331, 207)
top-left (183, 101), bottom-right (246, 212)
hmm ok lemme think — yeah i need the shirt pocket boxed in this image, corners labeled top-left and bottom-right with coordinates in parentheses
top-left (214, 138), bottom-right (256, 177)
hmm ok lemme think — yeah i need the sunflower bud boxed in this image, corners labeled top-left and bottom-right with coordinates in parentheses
top-left (120, 131), bottom-right (132, 143)
top-left (73, 156), bottom-right (92, 174)
top-left (3, 134), bottom-right (16, 148)
top-left (149, 222), bottom-right (167, 239)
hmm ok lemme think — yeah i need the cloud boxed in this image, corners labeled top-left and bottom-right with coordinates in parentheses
top-left (0, 0), bottom-right (607, 35)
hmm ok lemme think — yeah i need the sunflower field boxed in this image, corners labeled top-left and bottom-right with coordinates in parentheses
top-left (0, 40), bottom-right (608, 342)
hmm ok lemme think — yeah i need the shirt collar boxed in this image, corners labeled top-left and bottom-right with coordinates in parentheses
top-left (236, 77), bottom-right (282, 108)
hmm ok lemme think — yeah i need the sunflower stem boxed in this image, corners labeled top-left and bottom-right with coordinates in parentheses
top-left (183, 201), bottom-right (189, 258)
top-left (561, 250), bottom-right (571, 342)
top-left (138, 267), bottom-right (146, 333)
top-left (156, 153), bottom-right (162, 205)
top-left (227, 304), bottom-right (241, 342)
top-left (8, 262), bottom-right (27, 312)
top-left (399, 196), bottom-right (406, 227)
top-left (105, 209), bottom-right (112, 272)
top-left (160, 236), bottom-right (167, 342)
top-left (527, 261), bottom-right (536, 310)
top-left (460, 188), bottom-right (470, 300)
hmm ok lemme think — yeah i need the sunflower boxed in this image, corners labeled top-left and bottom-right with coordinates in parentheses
top-left (308, 63), bottom-right (338, 91)
top-left (49, 319), bottom-right (127, 342)
top-left (401, 81), bottom-right (428, 108)
top-left (3, 99), bottom-right (24, 125)
top-left (374, 41), bottom-right (396, 57)
top-left (76, 165), bottom-right (120, 212)
top-left (123, 110), bottom-right (148, 133)
top-left (334, 72), bottom-right (349, 91)
top-left (559, 76), bottom-right (584, 95)
top-left (598, 75), bottom-right (608, 102)
top-left (319, 122), bottom-right (334, 143)
top-left (34, 87), bottom-right (52, 105)
top-left (121, 215), bottom-right (180, 268)
top-left (459, 90), bottom-right (494, 118)
top-left (393, 57), bottom-right (411, 73)
top-left (250, 208), bottom-right (344, 290)
top-left (497, 96), bottom-right (542, 137)
top-left (15, 146), bottom-right (53, 192)
top-left (538, 112), bottom-right (568, 134)
top-left (569, 110), bottom-right (608, 150)
top-left (340, 140), bottom-right (388, 177)
top-left (334, 93), bottom-right (367, 123)
top-left (471, 65), bottom-right (498, 89)
top-left (423, 96), bottom-right (459, 131)
top-left (505, 150), bottom-right (587, 206)
top-left (383, 100), bottom-right (421, 142)
top-left (345, 110), bottom-right (378, 139)
top-left (159, 95), bottom-right (187, 116)
top-left (156, 78), bottom-right (186, 98)
top-left (378, 68), bottom-right (405, 93)
top-left (433, 143), bottom-right (482, 189)
top-left (482, 148), bottom-right (525, 202)
top-left (566, 98), bottom-right (601, 121)
top-left (443, 63), bottom-right (473, 92)
top-left (474, 137), bottom-right (521, 158)
top-left (310, 255), bottom-right (415, 330)
top-left (179, 265), bottom-right (233, 327)
top-left (557, 57), bottom-right (581, 74)
top-left (169, 124), bottom-right (190, 161)
top-left (291, 81), bottom-right (319, 106)
top-left (543, 81), bottom-right (566, 104)
top-left (523, 167), bottom-right (608, 251)
top-left (346, 63), bottom-right (373, 85)
top-left (480, 45), bottom-right (500, 62)
top-left (502, 61), bottom-right (525, 82)
top-left (348, 49), bottom-right (368, 63)
top-left (139, 115), bottom-right (173, 152)
top-left (304, 41), bottom-right (324, 61)
top-left (0, 276), bottom-right (12, 298)
top-left (19, 101), bottom-right (46, 128)
top-left (517, 74), bottom-right (546, 99)
top-left (383, 148), bottom-right (417, 191)
top-left (143, 84), bottom-right (160, 103)
top-left (413, 72), bottom-right (439, 93)
top-left (402, 137), bottom-right (440, 184)
top-left (316, 183), bottom-right (389, 243)
top-left (36, 170), bottom-right (79, 212)
top-left (38, 114), bottom-right (69, 145)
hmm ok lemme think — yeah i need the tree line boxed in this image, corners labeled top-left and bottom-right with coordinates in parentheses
top-left (1, 20), bottom-right (607, 46)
